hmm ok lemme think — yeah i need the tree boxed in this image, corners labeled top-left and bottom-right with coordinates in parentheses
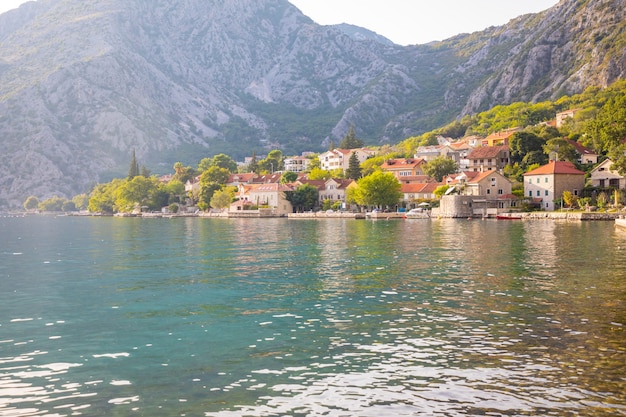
top-left (210, 188), bottom-right (235, 210)
top-left (201, 166), bottom-right (230, 185)
top-left (339, 125), bottom-right (364, 149)
top-left (521, 150), bottom-right (548, 167)
top-left (503, 163), bottom-right (525, 183)
top-left (345, 152), bottom-right (362, 180)
top-left (115, 176), bottom-right (163, 212)
top-left (562, 190), bottom-right (577, 209)
top-left (284, 184), bottom-right (318, 212)
top-left (140, 165), bottom-right (151, 177)
top-left (128, 149), bottom-right (140, 179)
top-left (585, 94), bottom-right (626, 173)
top-left (353, 171), bottom-right (402, 208)
top-left (165, 180), bottom-right (186, 203)
top-left (248, 152), bottom-right (259, 173)
top-left (72, 194), bottom-right (90, 211)
top-left (543, 138), bottom-right (578, 162)
top-left (62, 200), bottom-right (76, 212)
top-left (434, 185), bottom-right (451, 198)
top-left (88, 179), bottom-right (125, 213)
top-left (208, 153), bottom-right (238, 173)
top-left (280, 171), bottom-right (298, 183)
top-left (423, 156), bottom-right (457, 182)
top-left (38, 196), bottom-right (66, 212)
top-left (307, 167), bottom-right (331, 180)
top-left (509, 131), bottom-right (546, 166)
top-left (23, 195), bottom-right (40, 211)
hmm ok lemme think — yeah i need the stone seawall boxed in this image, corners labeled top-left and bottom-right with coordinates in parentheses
top-left (288, 212), bottom-right (366, 219)
top-left (521, 212), bottom-right (620, 221)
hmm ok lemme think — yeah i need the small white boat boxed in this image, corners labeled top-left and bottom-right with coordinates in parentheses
top-left (405, 208), bottom-right (430, 219)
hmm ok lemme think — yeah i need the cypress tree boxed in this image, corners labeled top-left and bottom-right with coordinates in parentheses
top-left (346, 152), bottom-right (362, 179)
top-left (128, 148), bottom-right (140, 179)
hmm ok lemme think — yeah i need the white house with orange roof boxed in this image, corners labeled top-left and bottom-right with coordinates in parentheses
top-left (380, 158), bottom-right (426, 180)
top-left (523, 160), bottom-right (585, 210)
top-left (401, 182), bottom-right (440, 204)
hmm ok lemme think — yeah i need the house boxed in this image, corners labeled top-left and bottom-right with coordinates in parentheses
top-left (397, 175), bottom-right (436, 185)
top-left (284, 156), bottom-right (311, 173)
top-left (251, 173), bottom-right (282, 184)
top-left (590, 159), bottom-right (625, 189)
top-left (444, 171), bottom-right (481, 186)
top-left (318, 178), bottom-right (355, 206)
top-left (567, 140), bottom-right (599, 165)
top-left (401, 182), bottom-right (441, 204)
top-left (225, 173), bottom-right (257, 187)
top-left (463, 170), bottom-right (514, 208)
top-left (466, 145), bottom-right (510, 172)
top-left (319, 148), bottom-right (375, 172)
top-left (380, 158), bottom-right (426, 180)
top-left (185, 176), bottom-right (201, 197)
top-left (523, 160), bottom-right (585, 211)
top-left (238, 183), bottom-right (294, 215)
top-left (481, 128), bottom-right (522, 147)
top-left (556, 109), bottom-right (581, 128)
top-left (414, 145), bottom-right (441, 162)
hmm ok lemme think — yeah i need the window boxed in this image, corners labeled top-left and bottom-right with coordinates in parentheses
top-left (574, 189), bottom-right (579, 196)
top-left (536, 178), bottom-right (540, 183)
top-left (529, 190), bottom-right (533, 197)
top-left (498, 189), bottom-right (503, 195)
top-left (536, 190), bottom-right (540, 196)
top-left (545, 190), bottom-right (549, 196)
top-left (491, 177), bottom-right (496, 186)
top-left (545, 177), bottom-right (549, 183)
top-left (487, 189), bottom-right (491, 195)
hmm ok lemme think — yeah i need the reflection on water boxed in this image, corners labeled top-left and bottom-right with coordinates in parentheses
top-left (0, 217), bottom-right (624, 416)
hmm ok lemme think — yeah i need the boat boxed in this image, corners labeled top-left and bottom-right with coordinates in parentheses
top-left (496, 214), bottom-right (523, 220)
top-left (616, 218), bottom-right (626, 230)
top-left (405, 208), bottom-right (430, 219)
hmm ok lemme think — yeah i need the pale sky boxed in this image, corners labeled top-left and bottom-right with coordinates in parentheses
top-left (1, 0), bottom-right (560, 45)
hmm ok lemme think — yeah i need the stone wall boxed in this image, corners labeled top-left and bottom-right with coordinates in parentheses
top-left (436, 195), bottom-right (475, 218)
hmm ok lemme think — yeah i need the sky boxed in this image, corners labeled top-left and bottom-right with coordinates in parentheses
top-left (0, 0), bottom-right (559, 45)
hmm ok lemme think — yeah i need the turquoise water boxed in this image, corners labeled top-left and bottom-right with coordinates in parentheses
top-left (0, 216), bottom-right (625, 416)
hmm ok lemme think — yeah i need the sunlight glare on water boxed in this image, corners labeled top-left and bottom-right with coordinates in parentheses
top-left (0, 216), bottom-right (624, 416)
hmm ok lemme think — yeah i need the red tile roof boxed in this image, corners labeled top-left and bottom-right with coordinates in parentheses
top-left (467, 145), bottom-right (509, 159)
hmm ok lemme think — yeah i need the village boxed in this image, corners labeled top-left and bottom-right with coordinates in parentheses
top-left (167, 108), bottom-right (625, 220)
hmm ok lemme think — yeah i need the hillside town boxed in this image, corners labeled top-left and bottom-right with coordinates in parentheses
top-left (149, 110), bottom-right (626, 218)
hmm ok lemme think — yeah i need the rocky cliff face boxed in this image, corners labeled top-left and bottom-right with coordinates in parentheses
top-left (0, 0), bottom-right (624, 207)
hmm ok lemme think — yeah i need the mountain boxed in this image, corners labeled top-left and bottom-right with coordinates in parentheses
top-left (0, 0), bottom-right (624, 207)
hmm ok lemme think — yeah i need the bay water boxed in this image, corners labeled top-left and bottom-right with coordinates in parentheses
top-left (0, 216), bottom-right (625, 416)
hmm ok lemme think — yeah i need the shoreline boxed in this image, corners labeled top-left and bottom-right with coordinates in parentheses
top-left (3, 211), bottom-right (624, 221)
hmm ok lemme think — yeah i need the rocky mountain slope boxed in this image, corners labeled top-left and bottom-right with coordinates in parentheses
top-left (0, 0), bottom-right (624, 207)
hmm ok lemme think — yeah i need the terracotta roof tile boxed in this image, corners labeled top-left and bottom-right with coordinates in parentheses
top-left (467, 145), bottom-right (509, 159)
top-left (523, 160), bottom-right (585, 176)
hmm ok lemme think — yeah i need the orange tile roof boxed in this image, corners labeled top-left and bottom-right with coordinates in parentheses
top-left (523, 161), bottom-right (585, 176)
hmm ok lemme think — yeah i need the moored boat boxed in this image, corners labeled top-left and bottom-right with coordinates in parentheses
top-left (497, 214), bottom-right (522, 220)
